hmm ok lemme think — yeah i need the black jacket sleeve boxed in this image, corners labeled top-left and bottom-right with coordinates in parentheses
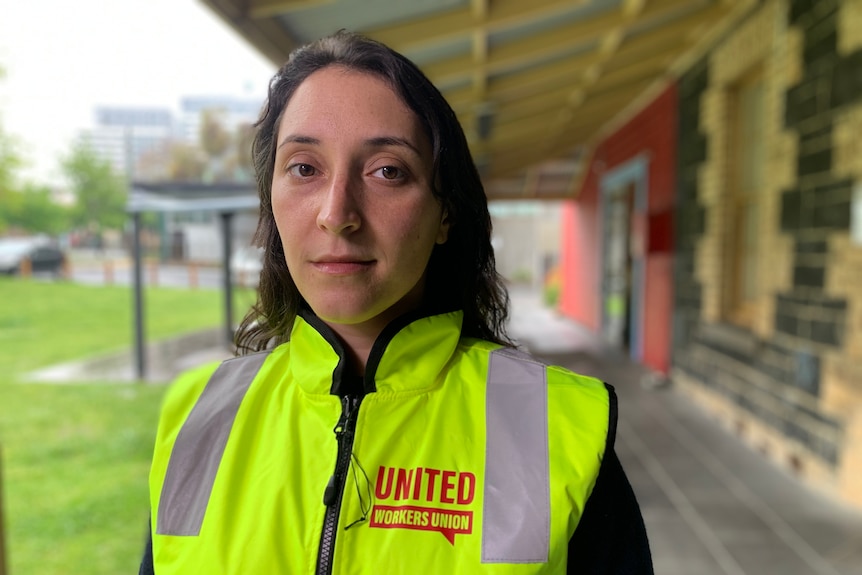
top-left (567, 384), bottom-right (653, 574)
top-left (138, 522), bottom-right (153, 575)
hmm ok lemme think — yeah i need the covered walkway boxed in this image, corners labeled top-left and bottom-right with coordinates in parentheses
top-left (508, 287), bottom-right (862, 575)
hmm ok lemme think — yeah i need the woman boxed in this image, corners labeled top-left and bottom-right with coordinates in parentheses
top-left (140, 31), bottom-right (652, 574)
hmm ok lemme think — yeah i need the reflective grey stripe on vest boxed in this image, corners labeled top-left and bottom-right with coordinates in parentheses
top-left (482, 347), bottom-right (550, 563)
top-left (157, 352), bottom-right (269, 536)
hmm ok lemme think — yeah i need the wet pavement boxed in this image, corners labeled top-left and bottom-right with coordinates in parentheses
top-left (508, 287), bottom-right (862, 575)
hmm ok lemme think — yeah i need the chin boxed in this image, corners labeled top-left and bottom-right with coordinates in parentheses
top-left (315, 302), bottom-right (412, 331)
top-left (311, 301), bottom-right (379, 325)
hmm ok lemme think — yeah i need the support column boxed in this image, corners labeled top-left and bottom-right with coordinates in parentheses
top-left (0, 445), bottom-right (7, 575)
top-left (220, 212), bottom-right (235, 348)
top-left (132, 212), bottom-right (146, 380)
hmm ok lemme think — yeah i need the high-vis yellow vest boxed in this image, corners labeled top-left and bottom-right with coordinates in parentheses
top-left (149, 310), bottom-right (610, 574)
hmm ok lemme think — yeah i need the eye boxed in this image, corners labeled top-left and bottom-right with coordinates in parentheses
top-left (287, 163), bottom-right (316, 177)
top-left (373, 166), bottom-right (404, 180)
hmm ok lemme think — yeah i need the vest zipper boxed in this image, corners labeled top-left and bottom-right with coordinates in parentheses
top-left (316, 394), bottom-right (362, 575)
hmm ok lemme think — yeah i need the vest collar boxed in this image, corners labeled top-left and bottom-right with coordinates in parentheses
top-left (287, 308), bottom-right (464, 397)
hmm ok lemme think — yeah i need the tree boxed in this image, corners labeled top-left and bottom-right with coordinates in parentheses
top-left (4, 184), bottom-right (71, 235)
top-left (0, 127), bottom-right (22, 233)
top-left (200, 108), bottom-right (231, 158)
top-left (0, 119), bottom-right (19, 198)
top-left (199, 108), bottom-right (234, 182)
top-left (235, 122), bottom-right (255, 178)
top-left (0, 64), bottom-right (71, 236)
top-left (167, 142), bottom-right (208, 181)
top-left (0, 65), bottom-right (25, 233)
top-left (62, 140), bottom-right (127, 235)
top-left (136, 140), bottom-right (207, 182)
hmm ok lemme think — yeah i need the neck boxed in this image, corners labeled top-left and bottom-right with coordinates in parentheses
top-left (320, 288), bottom-right (427, 376)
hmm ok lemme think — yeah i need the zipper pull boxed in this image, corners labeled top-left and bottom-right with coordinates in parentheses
top-left (334, 395), bottom-right (359, 438)
top-left (323, 395), bottom-right (359, 507)
top-left (323, 474), bottom-right (337, 506)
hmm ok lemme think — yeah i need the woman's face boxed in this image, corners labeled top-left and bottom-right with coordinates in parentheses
top-left (271, 66), bottom-right (449, 334)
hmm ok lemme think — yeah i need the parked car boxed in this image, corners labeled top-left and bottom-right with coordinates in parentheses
top-left (0, 237), bottom-right (67, 276)
top-left (231, 246), bottom-right (264, 287)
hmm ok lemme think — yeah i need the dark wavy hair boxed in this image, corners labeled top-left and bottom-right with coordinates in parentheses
top-left (235, 30), bottom-right (510, 353)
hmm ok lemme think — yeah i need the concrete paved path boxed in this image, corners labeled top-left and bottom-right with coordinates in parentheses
top-left (508, 287), bottom-right (862, 575)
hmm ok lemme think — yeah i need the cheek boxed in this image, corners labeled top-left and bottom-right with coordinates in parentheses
top-left (270, 188), bottom-right (295, 235)
top-left (397, 209), bottom-right (444, 256)
top-left (270, 196), bottom-right (299, 267)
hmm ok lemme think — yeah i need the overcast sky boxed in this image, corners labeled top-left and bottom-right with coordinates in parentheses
top-left (0, 0), bottom-right (277, 185)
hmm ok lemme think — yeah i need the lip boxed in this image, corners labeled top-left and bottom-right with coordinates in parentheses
top-left (311, 256), bottom-right (375, 275)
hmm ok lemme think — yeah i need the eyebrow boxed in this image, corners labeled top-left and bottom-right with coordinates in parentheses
top-left (277, 134), bottom-right (422, 156)
top-left (277, 134), bottom-right (320, 149)
top-left (365, 136), bottom-right (422, 156)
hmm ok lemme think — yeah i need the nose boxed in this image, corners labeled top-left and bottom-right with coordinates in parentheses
top-left (316, 172), bottom-right (361, 234)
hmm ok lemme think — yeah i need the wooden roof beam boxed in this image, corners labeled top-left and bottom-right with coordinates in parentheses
top-left (487, 143), bottom-right (581, 180)
top-left (424, 0), bottom-right (702, 89)
top-left (364, 0), bottom-right (590, 51)
top-left (200, 0), bottom-right (298, 65)
top-left (487, 101), bottom-right (629, 152)
top-left (246, 0), bottom-right (334, 19)
top-left (584, 52), bottom-right (673, 95)
top-left (471, 0), bottom-right (490, 99)
top-left (433, 49), bottom-right (602, 112)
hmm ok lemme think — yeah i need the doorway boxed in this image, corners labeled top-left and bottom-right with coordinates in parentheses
top-left (601, 183), bottom-right (634, 350)
top-left (600, 156), bottom-right (648, 358)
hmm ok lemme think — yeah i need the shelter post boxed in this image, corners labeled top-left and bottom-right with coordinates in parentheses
top-left (0, 445), bottom-right (6, 575)
top-left (220, 212), bottom-right (235, 347)
top-left (132, 211), bottom-right (146, 380)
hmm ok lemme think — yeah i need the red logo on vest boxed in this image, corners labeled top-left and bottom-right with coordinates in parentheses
top-left (369, 465), bottom-right (475, 545)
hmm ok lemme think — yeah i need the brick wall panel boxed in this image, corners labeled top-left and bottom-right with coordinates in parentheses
top-left (838, 1), bottom-right (862, 54)
top-left (673, 0), bottom-right (862, 500)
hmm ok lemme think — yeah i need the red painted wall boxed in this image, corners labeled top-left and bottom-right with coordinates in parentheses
top-left (559, 195), bottom-right (600, 331)
top-left (559, 83), bottom-right (677, 373)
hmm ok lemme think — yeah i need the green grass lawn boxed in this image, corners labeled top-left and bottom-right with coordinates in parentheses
top-left (0, 277), bottom-right (256, 575)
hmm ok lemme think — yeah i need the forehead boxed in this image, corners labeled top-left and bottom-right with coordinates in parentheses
top-left (280, 66), bottom-right (418, 131)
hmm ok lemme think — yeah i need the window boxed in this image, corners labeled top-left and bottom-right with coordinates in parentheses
top-left (724, 67), bottom-right (765, 326)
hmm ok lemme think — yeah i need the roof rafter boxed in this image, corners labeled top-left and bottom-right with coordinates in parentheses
top-left (421, 0), bottom-right (719, 89)
top-left (246, 0), bottom-right (334, 19)
top-left (363, 0), bottom-right (592, 51)
top-left (484, 92), bottom-right (636, 151)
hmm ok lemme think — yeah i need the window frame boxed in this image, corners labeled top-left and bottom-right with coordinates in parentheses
top-left (723, 65), bottom-right (766, 328)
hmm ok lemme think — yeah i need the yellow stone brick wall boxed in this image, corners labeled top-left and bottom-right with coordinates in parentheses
top-left (684, 0), bottom-right (862, 504)
top-left (827, 0), bottom-right (862, 499)
top-left (695, 1), bottom-right (796, 336)
top-left (826, 202), bottom-right (862, 362)
top-left (838, 0), bottom-right (862, 55)
top-left (673, 370), bottom-right (839, 499)
top-left (833, 106), bottom-right (862, 179)
top-left (840, 413), bottom-right (862, 507)
top-left (824, 93), bottom-right (862, 502)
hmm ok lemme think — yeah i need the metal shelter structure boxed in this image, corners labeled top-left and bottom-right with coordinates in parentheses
top-left (126, 181), bottom-right (258, 380)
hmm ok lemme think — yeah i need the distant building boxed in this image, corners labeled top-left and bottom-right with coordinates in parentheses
top-left (178, 96), bottom-right (263, 142)
top-left (86, 99), bottom-right (265, 263)
top-left (490, 201), bottom-right (561, 289)
top-left (83, 106), bottom-right (177, 176)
